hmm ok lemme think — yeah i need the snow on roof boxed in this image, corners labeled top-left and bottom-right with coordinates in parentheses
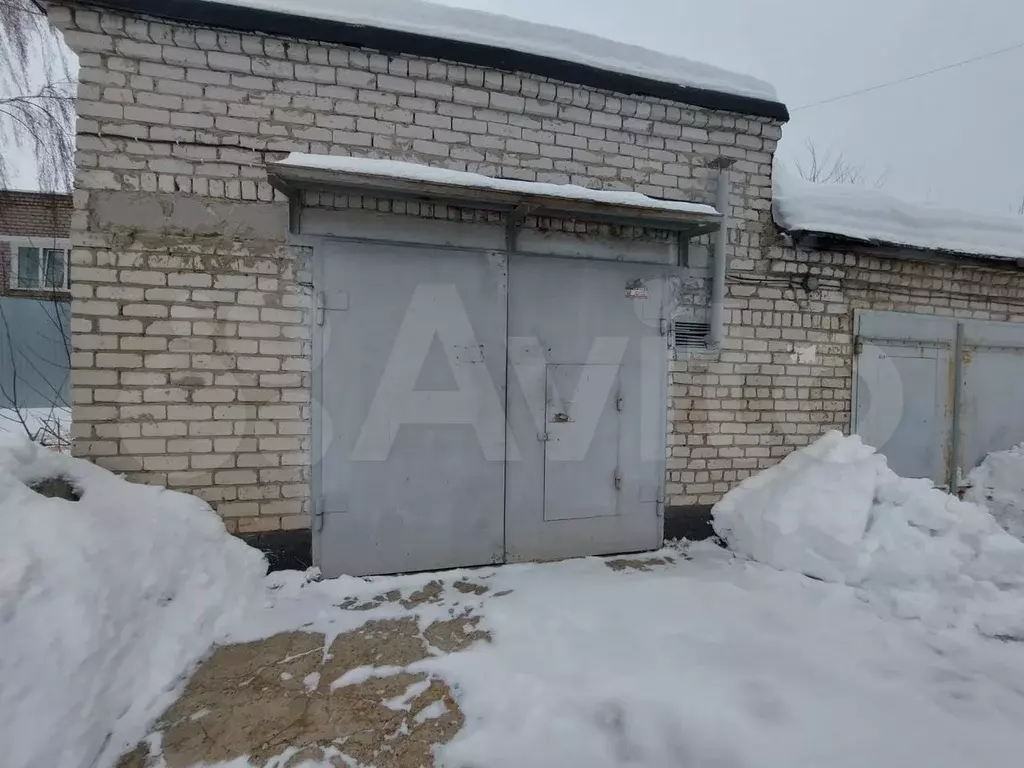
top-left (773, 172), bottom-right (1024, 261)
top-left (210, 0), bottom-right (778, 103)
top-left (272, 153), bottom-right (720, 217)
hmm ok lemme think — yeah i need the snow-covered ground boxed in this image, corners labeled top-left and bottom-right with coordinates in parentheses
top-left (0, 436), bottom-right (267, 768)
top-left (234, 544), bottom-right (1024, 768)
top-left (966, 444), bottom-right (1024, 541)
top-left (6, 432), bottom-right (1024, 768)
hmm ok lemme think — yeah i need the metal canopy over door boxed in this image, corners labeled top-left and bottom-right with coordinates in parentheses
top-left (314, 239), bottom-right (509, 577)
top-left (854, 310), bottom-right (1024, 490)
top-left (504, 255), bottom-right (668, 562)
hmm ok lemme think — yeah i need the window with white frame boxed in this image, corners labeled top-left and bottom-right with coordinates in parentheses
top-left (7, 238), bottom-right (70, 291)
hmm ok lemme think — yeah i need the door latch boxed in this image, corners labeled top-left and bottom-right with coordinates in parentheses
top-left (614, 472), bottom-right (622, 491)
top-left (615, 395), bottom-right (623, 412)
top-left (313, 496), bottom-right (325, 532)
top-left (538, 432), bottom-right (550, 442)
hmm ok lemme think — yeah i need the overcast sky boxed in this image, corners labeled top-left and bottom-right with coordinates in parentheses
top-left (9, 0), bottom-right (1024, 213)
top-left (437, 0), bottom-right (1024, 214)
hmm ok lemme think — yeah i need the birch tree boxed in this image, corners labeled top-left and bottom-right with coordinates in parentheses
top-left (1, 0), bottom-right (74, 191)
top-left (0, 1), bottom-right (73, 449)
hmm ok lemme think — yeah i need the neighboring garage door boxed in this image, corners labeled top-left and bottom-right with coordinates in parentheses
top-left (854, 310), bottom-right (1024, 489)
top-left (312, 232), bottom-right (672, 577)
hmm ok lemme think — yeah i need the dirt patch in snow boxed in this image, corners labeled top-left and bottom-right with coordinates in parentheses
top-left (453, 580), bottom-right (490, 596)
top-left (401, 580), bottom-right (445, 608)
top-left (423, 616), bottom-right (490, 654)
top-left (605, 557), bottom-right (673, 572)
top-left (28, 476), bottom-right (80, 501)
top-left (118, 614), bottom-right (485, 768)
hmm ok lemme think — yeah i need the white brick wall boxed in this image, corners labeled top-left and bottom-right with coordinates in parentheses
top-left (46, 2), bottom-right (782, 531)
top-left (667, 244), bottom-right (1024, 506)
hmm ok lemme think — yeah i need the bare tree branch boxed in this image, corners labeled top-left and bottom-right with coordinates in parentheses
top-left (792, 139), bottom-right (889, 189)
top-left (1, 0), bottom-right (74, 191)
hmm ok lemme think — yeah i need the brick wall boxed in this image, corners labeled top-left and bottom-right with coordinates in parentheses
top-left (0, 190), bottom-right (72, 237)
top-left (47, 2), bottom-right (782, 532)
top-left (667, 243), bottom-right (1024, 506)
top-left (0, 190), bottom-right (72, 297)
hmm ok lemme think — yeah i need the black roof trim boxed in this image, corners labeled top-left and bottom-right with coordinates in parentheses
top-left (83, 0), bottom-right (790, 121)
top-left (791, 231), bottom-right (1024, 271)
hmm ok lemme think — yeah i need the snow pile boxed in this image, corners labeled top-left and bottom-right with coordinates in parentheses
top-left (0, 437), bottom-right (268, 768)
top-left (965, 444), bottom-right (1024, 541)
top-left (773, 170), bottom-right (1024, 260)
top-left (714, 431), bottom-right (1024, 636)
top-left (216, 0), bottom-right (778, 101)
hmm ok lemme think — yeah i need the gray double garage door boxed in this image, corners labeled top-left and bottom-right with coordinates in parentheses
top-left (310, 234), bottom-right (673, 576)
top-left (855, 309), bottom-right (1024, 490)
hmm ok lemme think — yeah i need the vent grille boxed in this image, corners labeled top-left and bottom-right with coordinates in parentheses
top-left (673, 321), bottom-right (711, 350)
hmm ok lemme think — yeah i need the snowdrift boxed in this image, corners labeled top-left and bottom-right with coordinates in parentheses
top-left (772, 169), bottom-right (1024, 261)
top-left (965, 444), bottom-right (1024, 541)
top-left (0, 438), bottom-right (268, 768)
top-left (714, 432), bottom-right (1024, 637)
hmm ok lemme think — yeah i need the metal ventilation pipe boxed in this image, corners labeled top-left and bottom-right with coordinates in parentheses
top-left (709, 160), bottom-right (733, 351)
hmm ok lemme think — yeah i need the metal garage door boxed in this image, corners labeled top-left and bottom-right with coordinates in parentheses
top-left (854, 310), bottom-right (1024, 490)
top-left (504, 255), bottom-right (668, 562)
top-left (312, 235), bottom-right (671, 576)
top-left (314, 240), bottom-right (509, 577)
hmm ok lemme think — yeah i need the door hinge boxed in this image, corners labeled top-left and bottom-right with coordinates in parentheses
top-left (316, 291), bottom-right (349, 325)
top-left (615, 394), bottom-right (623, 412)
top-left (614, 471), bottom-right (622, 491)
top-left (854, 335), bottom-right (864, 355)
top-left (313, 496), bottom-right (325, 532)
top-left (659, 318), bottom-right (670, 337)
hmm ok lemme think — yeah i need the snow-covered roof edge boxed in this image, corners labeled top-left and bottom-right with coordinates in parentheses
top-left (773, 171), bottom-right (1024, 263)
top-left (101, 0), bottom-right (787, 120)
top-left (271, 154), bottom-right (720, 219)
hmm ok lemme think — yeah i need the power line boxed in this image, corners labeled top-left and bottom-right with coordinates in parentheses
top-left (793, 40), bottom-right (1024, 111)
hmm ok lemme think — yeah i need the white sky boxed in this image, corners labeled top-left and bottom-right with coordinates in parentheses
top-left (10, 0), bottom-right (1024, 213)
top-left (435, 0), bottom-right (1024, 214)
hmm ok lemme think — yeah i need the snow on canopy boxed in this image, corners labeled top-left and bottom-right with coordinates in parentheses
top-left (272, 153), bottom-right (720, 216)
top-left (773, 170), bottom-right (1024, 261)
top-left (209, 0), bottom-right (778, 102)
